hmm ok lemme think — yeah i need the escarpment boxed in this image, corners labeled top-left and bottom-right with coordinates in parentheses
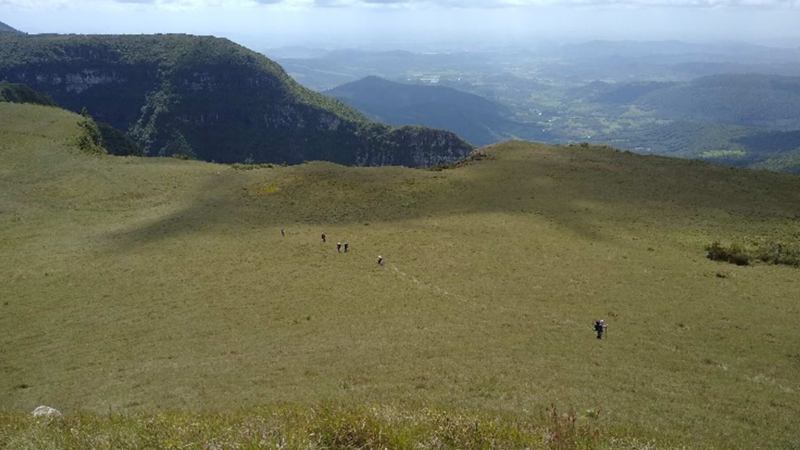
top-left (0, 33), bottom-right (472, 166)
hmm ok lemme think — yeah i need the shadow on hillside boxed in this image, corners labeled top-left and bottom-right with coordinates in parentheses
top-left (104, 146), bottom-right (799, 253)
top-left (105, 173), bottom-right (259, 251)
top-left (105, 169), bottom-right (608, 252)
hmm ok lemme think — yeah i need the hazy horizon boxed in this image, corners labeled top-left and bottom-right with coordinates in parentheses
top-left (2, 0), bottom-right (799, 52)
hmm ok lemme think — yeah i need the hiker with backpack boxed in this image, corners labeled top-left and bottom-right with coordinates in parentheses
top-left (593, 320), bottom-right (607, 339)
top-left (344, 242), bottom-right (349, 253)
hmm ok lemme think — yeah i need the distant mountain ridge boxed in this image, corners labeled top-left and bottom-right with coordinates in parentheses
top-left (0, 32), bottom-right (472, 166)
top-left (568, 74), bottom-right (800, 127)
top-left (552, 39), bottom-right (800, 62)
top-left (325, 76), bottom-right (514, 146)
top-left (0, 21), bottom-right (24, 34)
top-left (637, 74), bottom-right (800, 128)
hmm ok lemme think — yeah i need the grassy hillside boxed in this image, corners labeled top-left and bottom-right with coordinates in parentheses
top-left (0, 404), bottom-right (620, 450)
top-left (1, 102), bottom-right (799, 449)
top-left (325, 76), bottom-right (513, 146)
top-left (0, 33), bottom-right (472, 166)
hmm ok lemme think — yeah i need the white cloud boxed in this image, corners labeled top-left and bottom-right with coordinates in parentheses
top-left (2, 0), bottom-right (799, 7)
top-left (2, 0), bottom-right (797, 46)
top-left (311, 0), bottom-right (800, 8)
top-left (0, 0), bottom-right (69, 8)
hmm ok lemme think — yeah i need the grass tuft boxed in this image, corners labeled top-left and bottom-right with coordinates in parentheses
top-left (706, 240), bottom-right (799, 267)
top-left (0, 405), bottom-right (626, 450)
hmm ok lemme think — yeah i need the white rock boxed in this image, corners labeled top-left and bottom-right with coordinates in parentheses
top-left (32, 406), bottom-right (62, 419)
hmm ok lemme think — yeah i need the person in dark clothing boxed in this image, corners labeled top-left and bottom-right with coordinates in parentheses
top-left (336, 242), bottom-right (342, 253)
top-left (593, 320), bottom-right (607, 339)
top-left (321, 233), bottom-right (326, 243)
top-left (377, 255), bottom-right (383, 266)
top-left (344, 242), bottom-right (349, 253)
top-left (280, 228), bottom-right (285, 237)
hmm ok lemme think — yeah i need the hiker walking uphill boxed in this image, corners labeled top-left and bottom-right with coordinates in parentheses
top-left (337, 242), bottom-right (342, 253)
top-left (321, 233), bottom-right (326, 243)
top-left (280, 228), bottom-right (285, 237)
top-left (594, 320), bottom-right (608, 339)
top-left (377, 255), bottom-right (384, 266)
top-left (344, 242), bottom-right (349, 253)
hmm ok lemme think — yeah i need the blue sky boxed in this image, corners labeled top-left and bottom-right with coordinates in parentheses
top-left (1, 0), bottom-right (798, 49)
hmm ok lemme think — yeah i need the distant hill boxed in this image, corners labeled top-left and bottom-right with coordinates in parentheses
top-left (636, 74), bottom-right (800, 128)
top-left (326, 76), bottom-right (514, 146)
top-left (277, 49), bottom-right (492, 91)
top-left (601, 121), bottom-right (800, 174)
top-left (1, 82), bottom-right (145, 156)
top-left (568, 74), bottom-right (800, 118)
top-left (565, 74), bottom-right (800, 172)
top-left (553, 40), bottom-right (800, 62)
top-left (0, 82), bottom-right (57, 106)
top-left (733, 130), bottom-right (800, 173)
top-left (0, 33), bottom-right (472, 166)
top-left (0, 21), bottom-right (24, 34)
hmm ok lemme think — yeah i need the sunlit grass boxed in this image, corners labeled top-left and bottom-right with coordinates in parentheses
top-left (0, 404), bottom-right (632, 450)
top-left (1, 103), bottom-right (798, 449)
top-left (699, 150), bottom-right (747, 159)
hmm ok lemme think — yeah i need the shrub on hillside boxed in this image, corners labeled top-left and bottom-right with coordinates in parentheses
top-left (231, 162), bottom-right (275, 170)
top-left (75, 107), bottom-right (106, 155)
top-left (428, 148), bottom-right (493, 171)
top-left (97, 122), bottom-right (144, 156)
top-left (705, 241), bottom-right (750, 266)
top-left (753, 241), bottom-right (800, 267)
top-left (706, 240), bottom-right (798, 267)
top-left (429, 162), bottom-right (457, 171)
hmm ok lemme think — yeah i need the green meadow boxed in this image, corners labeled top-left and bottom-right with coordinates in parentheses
top-left (1, 102), bottom-right (798, 449)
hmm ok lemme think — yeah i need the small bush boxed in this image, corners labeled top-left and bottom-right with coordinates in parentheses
top-left (753, 241), bottom-right (800, 267)
top-left (705, 241), bottom-right (750, 266)
top-left (231, 163), bottom-right (274, 170)
top-left (427, 149), bottom-right (492, 171)
top-left (75, 108), bottom-right (106, 155)
top-left (706, 240), bottom-right (798, 267)
top-left (429, 162), bottom-right (457, 172)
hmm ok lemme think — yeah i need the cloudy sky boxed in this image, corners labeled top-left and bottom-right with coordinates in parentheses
top-left (1, 0), bottom-right (799, 49)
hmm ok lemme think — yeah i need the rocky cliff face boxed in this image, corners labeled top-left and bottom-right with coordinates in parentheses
top-left (0, 33), bottom-right (473, 166)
